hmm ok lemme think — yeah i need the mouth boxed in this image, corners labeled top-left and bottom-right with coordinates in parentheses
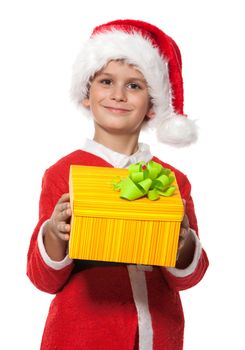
top-left (103, 105), bottom-right (131, 114)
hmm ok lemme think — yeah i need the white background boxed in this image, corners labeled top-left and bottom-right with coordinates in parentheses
top-left (1, 0), bottom-right (244, 349)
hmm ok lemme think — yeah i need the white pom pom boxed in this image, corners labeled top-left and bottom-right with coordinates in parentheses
top-left (156, 114), bottom-right (198, 147)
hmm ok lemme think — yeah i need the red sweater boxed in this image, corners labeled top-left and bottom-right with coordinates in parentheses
top-left (27, 150), bottom-right (208, 350)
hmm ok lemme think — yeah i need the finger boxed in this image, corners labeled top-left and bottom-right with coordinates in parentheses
top-left (57, 222), bottom-right (71, 233)
top-left (58, 207), bottom-right (72, 222)
top-left (57, 193), bottom-right (70, 204)
top-left (57, 223), bottom-right (70, 241)
top-left (180, 226), bottom-right (192, 244)
top-left (181, 213), bottom-right (189, 229)
top-left (59, 201), bottom-right (71, 212)
top-left (56, 232), bottom-right (70, 241)
top-left (178, 228), bottom-right (188, 250)
top-left (179, 227), bottom-right (188, 240)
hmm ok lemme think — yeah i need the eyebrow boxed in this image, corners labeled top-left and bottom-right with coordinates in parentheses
top-left (96, 72), bottom-right (147, 84)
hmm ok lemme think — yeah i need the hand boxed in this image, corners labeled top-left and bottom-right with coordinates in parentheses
top-left (47, 193), bottom-right (72, 241)
top-left (176, 199), bottom-right (195, 268)
top-left (177, 200), bottom-right (190, 254)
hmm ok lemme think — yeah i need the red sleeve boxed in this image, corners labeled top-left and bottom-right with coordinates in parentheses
top-left (160, 172), bottom-right (209, 291)
top-left (26, 168), bottom-right (74, 294)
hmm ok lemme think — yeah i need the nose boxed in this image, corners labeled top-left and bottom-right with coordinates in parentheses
top-left (110, 84), bottom-right (127, 102)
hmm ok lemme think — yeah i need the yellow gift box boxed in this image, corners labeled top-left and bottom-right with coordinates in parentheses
top-left (69, 165), bottom-right (184, 266)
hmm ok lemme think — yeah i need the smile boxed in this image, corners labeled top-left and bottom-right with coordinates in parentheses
top-left (103, 106), bottom-right (131, 114)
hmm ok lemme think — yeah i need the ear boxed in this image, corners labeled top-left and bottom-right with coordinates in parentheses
top-left (82, 98), bottom-right (90, 109)
top-left (146, 109), bottom-right (155, 120)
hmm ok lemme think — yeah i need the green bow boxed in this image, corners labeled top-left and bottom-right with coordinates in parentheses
top-left (114, 160), bottom-right (176, 201)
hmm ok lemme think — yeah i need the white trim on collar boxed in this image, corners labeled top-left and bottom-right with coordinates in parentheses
top-left (81, 139), bottom-right (153, 168)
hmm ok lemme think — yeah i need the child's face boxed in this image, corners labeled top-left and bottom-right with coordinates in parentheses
top-left (82, 60), bottom-right (153, 136)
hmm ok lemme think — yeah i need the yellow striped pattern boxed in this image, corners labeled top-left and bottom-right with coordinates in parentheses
top-left (69, 165), bottom-right (184, 266)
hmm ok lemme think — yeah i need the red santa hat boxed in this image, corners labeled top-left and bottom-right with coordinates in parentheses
top-left (70, 19), bottom-right (198, 147)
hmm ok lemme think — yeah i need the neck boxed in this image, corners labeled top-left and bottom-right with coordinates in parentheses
top-left (93, 130), bottom-right (140, 156)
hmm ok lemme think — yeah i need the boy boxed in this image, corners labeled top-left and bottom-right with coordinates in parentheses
top-left (27, 19), bottom-right (209, 350)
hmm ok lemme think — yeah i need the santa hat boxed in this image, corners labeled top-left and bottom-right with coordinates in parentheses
top-left (70, 19), bottom-right (198, 147)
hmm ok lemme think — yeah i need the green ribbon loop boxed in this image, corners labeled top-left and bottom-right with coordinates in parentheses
top-left (114, 160), bottom-right (176, 201)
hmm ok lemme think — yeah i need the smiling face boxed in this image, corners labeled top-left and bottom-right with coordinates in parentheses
top-left (82, 60), bottom-right (153, 138)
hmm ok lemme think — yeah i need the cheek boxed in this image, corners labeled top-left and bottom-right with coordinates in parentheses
top-left (140, 100), bottom-right (152, 117)
top-left (90, 85), bottom-right (107, 98)
top-left (135, 93), bottom-right (151, 111)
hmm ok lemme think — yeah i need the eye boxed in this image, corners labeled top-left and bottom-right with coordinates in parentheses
top-left (100, 79), bottom-right (112, 85)
top-left (127, 82), bottom-right (141, 90)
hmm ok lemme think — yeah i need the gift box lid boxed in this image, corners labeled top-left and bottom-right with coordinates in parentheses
top-left (69, 165), bottom-right (184, 221)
